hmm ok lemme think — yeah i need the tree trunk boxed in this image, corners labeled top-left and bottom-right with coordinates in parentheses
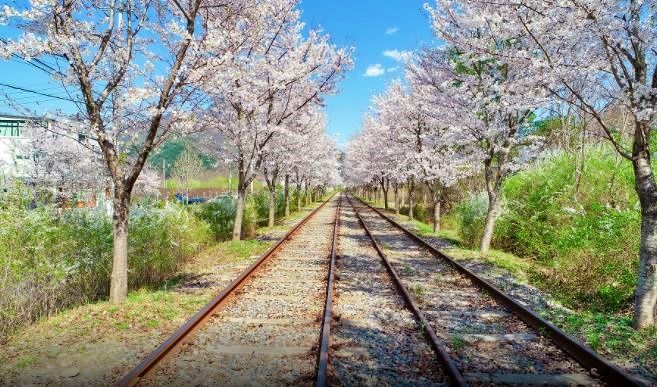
top-left (109, 193), bottom-right (130, 304)
top-left (632, 152), bottom-right (657, 328)
top-left (407, 179), bottom-right (415, 221)
top-left (480, 191), bottom-right (501, 255)
top-left (232, 188), bottom-right (245, 241)
top-left (268, 187), bottom-right (276, 227)
top-left (433, 200), bottom-right (441, 233)
top-left (297, 184), bottom-right (302, 211)
top-left (381, 180), bottom-right (389, 210)
top-left (394, 184), bottom-right (400, 215)
top-left (304, 185), bottom-right (309, 206)
top-left (284, 175), bottom-right (290, 217)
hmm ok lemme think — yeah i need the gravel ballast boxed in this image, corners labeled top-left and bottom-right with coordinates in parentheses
top-left (330, 201), bottom-right (446, 386)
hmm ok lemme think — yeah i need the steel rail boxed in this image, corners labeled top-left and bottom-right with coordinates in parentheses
top-left (352, 194), bottom-right (644, 387)
top-left (346, 195), bottom-right (467, 387)
top-left (315, 194), bottom-right (341, 387)
top-left (117, 193), bottom-right (338, 387)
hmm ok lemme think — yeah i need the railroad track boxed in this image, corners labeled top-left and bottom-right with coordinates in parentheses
top-left (118, 190), bottom-right (642, 386)
top-left (118, 193), bottom-right (341, 386)
top-left (347, 193), bottom-right (643, 387)
top-left (329, 193), bottom-right (449, 385)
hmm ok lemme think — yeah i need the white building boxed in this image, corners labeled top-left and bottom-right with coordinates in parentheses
top-left (0, 114), bottom-right (49, 187)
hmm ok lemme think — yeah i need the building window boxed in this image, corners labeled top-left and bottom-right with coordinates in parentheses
top-left (0, 120), bottom-right (22, 137)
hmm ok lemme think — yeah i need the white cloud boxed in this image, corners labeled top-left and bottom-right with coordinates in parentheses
top-left (364, 64), bottom-right (385, 77)
top-left (383, 49), bottom-right (412, 63)
top-left (387, 67), bottom-right (399, 73)
top-left (385, 26), bottom-right (399, 35)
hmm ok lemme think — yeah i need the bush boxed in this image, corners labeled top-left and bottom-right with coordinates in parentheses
top-left (496, 147), bottom-right (639, 311)
top-left (195, 195), bottom-right (237, 240)
top-left (451, 146), bottom-right (639, 312)
top-left (128, 205), bottom-right (212, 287)
top-left (248, 189), bottom-right (297, 227)
top-left (455, 193), bottom-right (489, 249)
top-left (0, 202), bottom-right (212, 341)
top-left (399, 203), bottom-right (432, 224)
top-left (195, 194), bottom-right (260, 240)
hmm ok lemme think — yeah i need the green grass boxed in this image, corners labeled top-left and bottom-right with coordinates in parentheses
top-left (544, 309), bottom-right (657, 372)
top-left (222, 240), bottom-right (270, 259)
top-left (411, 220), bottom-right (435, 236)
top-left (445, 245), bottom-right (537, 283)
top-left (15, 355), bottom-right (35, 369)
top-left (412, 283), bottom-right (427, 298)
top-left (450, 334), bottom-right (466, 351)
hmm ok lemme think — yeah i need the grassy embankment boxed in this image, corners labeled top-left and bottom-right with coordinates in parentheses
top-left (0, 193), bottom-right (329, 384)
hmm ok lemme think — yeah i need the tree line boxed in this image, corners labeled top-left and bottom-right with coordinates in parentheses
top-left (345, 0), bottom-right (657, 329)
top-left (1, 0), bottom-right (351, 304)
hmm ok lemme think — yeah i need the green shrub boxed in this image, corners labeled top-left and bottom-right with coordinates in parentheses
top-left (455, 193), bottom-right (489, 249)
top-left (399, 203), bottom-right (432, 224)
top-left (451, 146), bottom-right (640, 312)
top-left (128, 205), bottom-right (212, 287)
top-left (242, 195), bottom-right (259, 238)
top-left (195, 195), bottom-right (237, 240)
top-left (496, 147), bottom-right (639, 311)
top-left (195, 193), bottom-right (263, 240)
top-left (413, 203), bottom-right (429, 223)
top-left (0, 202), bottom-right (212, 340)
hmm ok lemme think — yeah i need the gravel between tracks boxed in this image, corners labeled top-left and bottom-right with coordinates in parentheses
top-left (329, 201), bottom-right (447, 386)
top-left (352, 198), bottom-right (603, 386)
top-left (140, 197), bottom-right (339, 386)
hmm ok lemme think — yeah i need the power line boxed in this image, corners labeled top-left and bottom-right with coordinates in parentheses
top-left (3, 90), bottom-right (79, 103)
top-left (0, 82), bottom-right (82, 103)
top-left (1, 37), bottom-right (61, 76)
top-left (1, 95), bottom-right (64, 105)
top-left (0, 84), bottom-right (66, 94)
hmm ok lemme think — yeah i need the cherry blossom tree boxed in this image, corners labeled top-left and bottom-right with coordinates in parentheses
top-left (201, 0), bottom-right (351, 240)
top-left (346, 76), bottom-right (472, 231)
top-left (409, 41), bottom-right (543, 254)
top-left (22, 119), bottom-right (105, 197)
top-left (1, 0), bottom-right (237, 303)
top-left (260, 109), bottom-right (325, 226)
top-left (289, 130), bottom-right (338, 207)
top-left (425, 0), bottom-right (657, 329)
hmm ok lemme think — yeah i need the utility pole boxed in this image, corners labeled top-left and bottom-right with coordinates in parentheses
top-left (162, 159), bottom-right (166, 190)
top-left (225, 158), bottom-right (232, 194)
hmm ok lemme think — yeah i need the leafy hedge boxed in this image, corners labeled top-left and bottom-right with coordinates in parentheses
top-left (0, 201), bottom-right (212, 340)
top-left (455, 146), bottom-right (639, 311)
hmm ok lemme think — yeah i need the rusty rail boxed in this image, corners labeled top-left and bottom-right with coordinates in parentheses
top-left (117, 193), bottom-right (337, 387)
top-left (315, 194), bottom-right (341, 387)
top-left (346, 195), bottom-right (467, 387)
top-left (352, 194), bottom-right (644, 387)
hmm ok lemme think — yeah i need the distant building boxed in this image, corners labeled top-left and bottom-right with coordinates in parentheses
top-left (0, 114), bottom-right (50, 187)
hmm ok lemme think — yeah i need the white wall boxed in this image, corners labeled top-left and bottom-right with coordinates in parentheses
top-left (0, 135), bottom-right (32, 186)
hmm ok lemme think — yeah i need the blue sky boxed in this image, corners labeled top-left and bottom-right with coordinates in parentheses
top-left (300, 0), bottom-right (436, 146)
top-left (0, 0), bottom-right (436, 147)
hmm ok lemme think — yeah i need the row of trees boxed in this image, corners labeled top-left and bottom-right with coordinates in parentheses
top-left (346, 0), bottom-right (657, 329)
top-left (1, 0), bottom-right (349, 303)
